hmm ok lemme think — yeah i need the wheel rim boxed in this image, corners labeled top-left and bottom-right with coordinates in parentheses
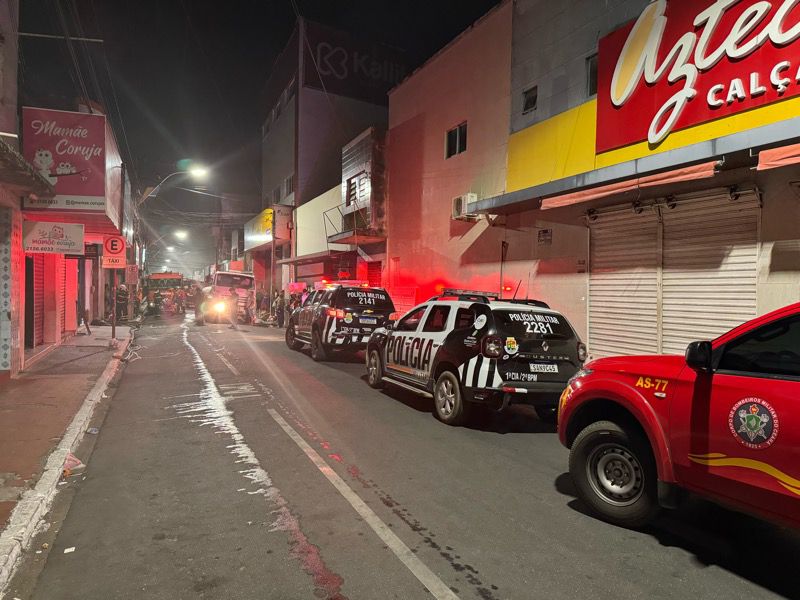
top-left (436, 377), bottom-right (456, 416)
top-left (586, 443), bottom-right (644, 507)
top-left (368, 352), bottom-right (379, 384)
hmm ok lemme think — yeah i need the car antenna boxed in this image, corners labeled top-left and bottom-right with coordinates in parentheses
top-left (512, 280), bottom-right (522, 299)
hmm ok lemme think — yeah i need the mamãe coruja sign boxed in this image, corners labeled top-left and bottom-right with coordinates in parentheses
top-left (22, 107), bottom-right (106, 210)
top-left (23, 222), bottom-right (85, 254)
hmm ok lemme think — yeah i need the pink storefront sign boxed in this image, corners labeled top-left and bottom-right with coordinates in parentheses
top-left (22, 107), bottom-right (106, 211)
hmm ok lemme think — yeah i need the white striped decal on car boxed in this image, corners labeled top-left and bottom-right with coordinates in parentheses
top-left (458, 356), bottom-right (502, 388)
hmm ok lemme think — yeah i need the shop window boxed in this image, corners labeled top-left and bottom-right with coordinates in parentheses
top-left (522, 86), bottom-right (538, 114)
top-left (445, 122), bottom-right (467, 159)
top-left (586, 53), bottom-right (598, 97)
top-left (284, 174), bottom-right (294, 197)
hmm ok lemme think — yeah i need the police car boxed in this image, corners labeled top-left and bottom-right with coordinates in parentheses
top-left (286, 283), bottom-right (396, 361)
top-left (365, 290), bottom-right (587, 425)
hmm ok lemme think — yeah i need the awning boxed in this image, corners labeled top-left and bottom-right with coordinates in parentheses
top-left (0, 136), bottom-right (54, 197)
top-left (757, 142), bottom-right (800, 171)
top-left (277, 249), bottom-right (352, 266)
top-left (540, 161), bottom-right (719, 210)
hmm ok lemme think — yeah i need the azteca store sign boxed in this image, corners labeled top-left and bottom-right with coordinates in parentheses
top-left (597, 0), bottom-right (800, 153)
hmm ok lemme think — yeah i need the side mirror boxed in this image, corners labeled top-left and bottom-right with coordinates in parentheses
top-left (685, 341), bottom-right (713, 372)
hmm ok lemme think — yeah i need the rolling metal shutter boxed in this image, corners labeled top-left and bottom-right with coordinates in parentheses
top-left (661, 192), bottom-right (759, 354)
top-left (33, 254), bottom-right (45, 346)
top-left (589, 209), bottom-right (660, 358)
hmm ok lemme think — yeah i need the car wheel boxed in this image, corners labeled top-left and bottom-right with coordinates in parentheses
top-left (534, 405), bottom-right (558, 425)
top-left (569, 420), bottom-right (659, 528)
top-left (285, 323), bottom-right (303, 350)
top-left (311, 329), bottom-right (328, 362)
top-left (366, 349), bottom-right (384, 389)
top-left (434, 371), bottom-right (469, 426)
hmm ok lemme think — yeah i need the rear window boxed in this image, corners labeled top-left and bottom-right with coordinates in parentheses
top-left (338, 288), bottom-right (394, 310)
top-left (493, 310), bottom-right (574, 340)
top-left (216, 274), bottom-right (254, 289)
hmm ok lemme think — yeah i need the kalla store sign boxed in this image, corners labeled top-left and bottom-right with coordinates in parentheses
top-left (597, 0), bottom-right (800, 152)
top-left (23, 221), bottom-right (85, 254)
top-left (22, 107), bottom-right (106, 210)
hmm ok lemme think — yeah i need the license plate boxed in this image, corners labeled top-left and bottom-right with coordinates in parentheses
top-left (529, 363), bottom-right (558, 373)
top-left (360, 317), bottom-right (377, 325)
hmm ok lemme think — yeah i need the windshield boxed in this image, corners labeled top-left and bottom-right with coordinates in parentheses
top-left (339, 288), bottom-right (394, 310)
top-left (493, 310), bottom-right (574, 340)
top-left (215, 273), bottom-right (254, 289)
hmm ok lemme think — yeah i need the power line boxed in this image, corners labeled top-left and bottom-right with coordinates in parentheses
top-left (52, 0), bottom-right (93, 112)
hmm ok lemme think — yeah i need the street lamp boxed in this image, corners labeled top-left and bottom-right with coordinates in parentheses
top-left (139, 165), bottom-right (210, 207)
top-left (174, 230), bottom-right (188, 241)
top-left (166, 246), bottom-right (175, 251)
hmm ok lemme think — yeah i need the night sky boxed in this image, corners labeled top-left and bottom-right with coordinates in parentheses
top-left (20, 0), bottom-right (501, 197)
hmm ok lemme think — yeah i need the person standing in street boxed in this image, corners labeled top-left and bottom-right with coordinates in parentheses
top-left (275, 291), bottom-right (285, 328)
top-left (193, 285), bottom-right (205, 324)
top-left (228, 287), bottom-right (239, 330)
top-left (245, 289), bottom-right (257, 325)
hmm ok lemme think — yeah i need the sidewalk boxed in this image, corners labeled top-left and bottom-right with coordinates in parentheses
top-left (0, 326), bottom-right (131, 588)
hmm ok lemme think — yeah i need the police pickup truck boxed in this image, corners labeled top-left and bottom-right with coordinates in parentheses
top-left (365, 290), bottom-right (586, 425)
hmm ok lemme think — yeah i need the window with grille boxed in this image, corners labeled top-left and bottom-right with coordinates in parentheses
top-left (284, 174), bottom-right (294, 197)
top-left (346, 172), bottom-right (368, 206)
top-left (445, 122), bottom-right (467, 159)
top-left (586, 54), bottom-right (598, 97)
top-left (522, 86), bottom-right (538, 114)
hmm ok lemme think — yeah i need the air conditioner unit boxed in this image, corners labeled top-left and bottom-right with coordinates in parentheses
top-left (451, 193), bottom-right (479, 221)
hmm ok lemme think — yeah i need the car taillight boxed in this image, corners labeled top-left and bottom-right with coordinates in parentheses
top-left (577, 342), bottom-right (588, 363)
top-left (336, 309), bottom-right (345, 319)
top-left (389, 312), bottom-right (400, 321)
top-left (482, 335), bottom-right (503, 358)
top-left (327, 308), bottom-right (336, 317)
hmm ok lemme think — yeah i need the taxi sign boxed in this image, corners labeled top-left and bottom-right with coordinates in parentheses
top-left (102, 234), bottom-right (126, 269)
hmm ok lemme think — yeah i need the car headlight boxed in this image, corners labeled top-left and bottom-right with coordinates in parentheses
top-left (214, 302), bottom-right (226, 313)
top-left (567, 368), bottom-right (593, 386)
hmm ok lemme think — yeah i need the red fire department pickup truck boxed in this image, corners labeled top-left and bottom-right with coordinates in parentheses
top-left (558, 302), bottom-right (800, 529)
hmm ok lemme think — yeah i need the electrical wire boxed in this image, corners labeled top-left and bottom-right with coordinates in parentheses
top-left (52, 0), bottom-right (93, 111)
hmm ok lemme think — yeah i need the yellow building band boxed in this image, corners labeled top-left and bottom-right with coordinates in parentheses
top-left (507, 95), bottom-right (800, 194)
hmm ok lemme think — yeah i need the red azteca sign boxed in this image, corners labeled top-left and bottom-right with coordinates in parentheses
top-left (596, 0), bottom-right (800, 153)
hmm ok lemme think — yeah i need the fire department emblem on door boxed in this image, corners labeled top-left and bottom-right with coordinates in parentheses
top-left (728, 398), bottom-right (779, 450)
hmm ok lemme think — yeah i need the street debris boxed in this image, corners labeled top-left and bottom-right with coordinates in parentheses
top-left (41, 543), bottom-right (49, 550)
top-left (86, 427), bottom-right (100, 435)
top-left (63, 547), bottom-right (75, 554)
top-left (62, 453), bottom-right (86, 478)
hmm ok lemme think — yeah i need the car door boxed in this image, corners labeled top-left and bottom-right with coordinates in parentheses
top-left (385, 305), bottom-right (429, 382)
top-left (298, 291), bottom-right (319, 339)
top-left (671, 314), bottom-right (800, 522)
top-left (416, 303), bottom-right (452, 382)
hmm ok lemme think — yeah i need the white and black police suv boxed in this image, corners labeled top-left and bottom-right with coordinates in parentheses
top-left (365, 290), bottom-right (587, 425)
top-left (286, 284), bottom-right (396, 361)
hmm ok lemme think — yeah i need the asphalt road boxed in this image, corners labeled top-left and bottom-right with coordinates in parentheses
top-left (7, 314), bottom-right (800, 600)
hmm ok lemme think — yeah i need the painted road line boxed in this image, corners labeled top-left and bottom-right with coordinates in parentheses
top-left (216, 352), bottom-right (240, 376)
top-left (267, 408), bottom-right (460, 600)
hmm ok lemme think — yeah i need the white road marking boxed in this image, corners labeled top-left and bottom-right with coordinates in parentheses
top-left (267, 408), bottom-right (460, 600)
top-left (217, 353), bottom-right (240, 375)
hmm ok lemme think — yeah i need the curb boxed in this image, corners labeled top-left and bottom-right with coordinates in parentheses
top-left (0, 333), bottom-right (133, 594)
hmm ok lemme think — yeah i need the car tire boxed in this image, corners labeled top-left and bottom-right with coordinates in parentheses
top-left (311, 329), bottom-right (328, 362)
top-left (569, 420), bottom-right (660, 528)
top-left (433, 371), bottom-right (469, 426)
top-left (534, 405), bottom-right (558, 425)
top-left (366, 349), bottom-right (384, 389)
top-left (285, 322), bottom-right (303, 351)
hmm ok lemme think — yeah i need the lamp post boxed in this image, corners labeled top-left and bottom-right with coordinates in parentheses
top-left (138, 167), bottom-right (208, 208)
